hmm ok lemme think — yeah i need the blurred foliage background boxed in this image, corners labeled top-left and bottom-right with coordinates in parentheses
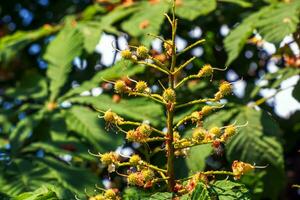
top-left (0, 0), bottom-right (299, 199)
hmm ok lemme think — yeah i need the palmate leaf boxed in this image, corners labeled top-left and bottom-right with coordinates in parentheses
top-left (63, 106), bottom-right (122, 152)
top-left (122, 187), bottom-right (172, 200)
top-left (224, 1), bottom-right (300, 65)
top-left (38, 157), bottom-right (100, 198)
top-left (191, 182), bottom-right (210, 200)
top-left (9, 110), bottom-right (45, 154)
top-left (175, 0), bottom-right (217, 21)
top-left (250, 68), bottom-right (300, 98)
top-left (121, 1), bottom-right (169, 45)
top-left (226, 106), bottom-right (284, 199)
top-left (0, 26), bottom-right (58, 65)
top-left (218, 0), bottom-right (252, 8)
top-left (12, 186), bottom-right (59, 200)
top-left (122, 187), bottom-right (150, 200)
top-left (223, 8), bottom-right (266, 65)
top-left (79, 5), bottom-right (138, 53)
top-left (0, 159), bottom-right (55, 196)
top-left (0, 157), bottom-right (98, 199)
top-left (67, 95), bottom-right (164, 126)
top-left (256, 2), bottom-right (300, 43)
top-left (4, 71), bottom-right (48, 101)
top-left (44, 23), bottom-right (83, 101)
top-left (191, 180), bottom-right (250, 200)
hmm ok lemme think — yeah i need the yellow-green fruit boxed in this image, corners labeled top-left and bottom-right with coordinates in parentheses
top-left (191, 111), bottom-right (202, 121)
top-left (129, 154), bottom-right (141, 165)
top-left (192, 128), bottom-right (206, 141)
top-left (209, 127), bottom-right (221, 136)
top-left (201, 106), bottom-right (213, 116)
top-left (137, 46), bottom-right (149, 59)
top-left (127, 173), bottom-right (143, 186)
top-left (224, 125), bottom-right (236, 136)
top-left (126, 130), bottom-right (136, 141)
top-left (219, 81), bottom-right (232, 96)
top-left (100, 152), bottom-right (118, 165)
top-left (163, 40), bottom-right (173, 50)
top-left (199, 64), bottom-right (213, 77)
top-left (94, 194), bottom-right (106, 200)
top-left (137, 124), bottom-right (152, 137)
top-left (104, 189), bottom-right (116, 199)
top-left (114, 80), bottom-right (128, 94)
top-left (163, 88), bottom-right (176, 102)
top-left (141, 169), bottom-right (155, 182)
top-left (121, 49), bottom-right (132, 59)
top-left (135, 81), bottom-right (148, 93)
top-left (104, 110), bottom-right (116, 123)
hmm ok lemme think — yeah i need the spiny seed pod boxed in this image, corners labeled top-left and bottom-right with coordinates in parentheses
top-left (104, 110), bottom-right (115, 123)
top-left (191, 111), bottom-right (202, 123)
top-left (219, 81), bottom-right (232, 96)
top-left (114, 80), bottom-right (128, 94)
top-left (224, 125), bottom-right (236, 137)
top-left (100, 152), bottom-right (119, 166)
top-left (126, 130), bottom-right (136, 142)
top-left (209, 127), bottom-right (221, 136)
top-left (104, 189), bottom-right (117, 199)
top-left (127, 173), bottom-right (144, 186)
top-left (137, 124), bottom-right (152, 137)
top-left (173, 131), bottom-right (181, 142)
top-left (135, 81), bottom-right (148, 93)
top-left (198, 64), bottom-right (213, 77)
top-left (232, 160), bottom-right (255, 180)
top-left (164, 40), bottom-right (173, 57)
top-left (129, 154), bottom-right (141, 165)
top-left (103, 110), bottom-right (123, 125)
top-left (90, 195), bottom-right (105, 200)
top-left (201, 106), bottom-right (213, 116)
top-left (163, 88), bottom-right (176, 102)
top-left (121, 49), bottom-right (132, 60)
top-left (192, 127), bottom-right (206, 141)
top-left (163, 40), bottom-right (173, 50)
top-left (137, 46), bottom-right (149, 59)
top-left (141, 169), bottom-right (155, 182)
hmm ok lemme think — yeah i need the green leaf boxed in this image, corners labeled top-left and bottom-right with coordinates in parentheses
top-left (0, 26), bottom-right (58, 65)
top-left (59, 60), bottom-right (145, 100)
top-left (9, 110), bottom-right (45, 154)
top-left (121, 1), bottom-right (169, 45)
top-left (250, 68), bottom-right (300, 98)
top-left (204, 108), bottom-right (240, 128)
top-left (176, 0), bottom-right (217, 20)
top-left (224, 12), bottom-right (260, 65)
top-left (78, 21), bottom-right (104, 53)
top-left (256, 2), bottom-right (300, 43)
top-left (63, 106), bottom-right (122, 152)
top-left (147, 192), bottom-right (172, 200)
top-left (79, 5), bottom-right (137, 53)
top-left (224, 1), bottom-right (300, 64)
top-left (12, 186), bottom-right (59, 200)
top-left (185, 144), bottom-right (212, 175)
top-left (211, 180), bottom-right (251, 200)
top-left (122, 187), bottom-right (150, 200)
top-left (4, 71), bottom-right (47, 101)
top-left (0, 159), bottom-right (56, 196)
top-left (191, 182), bottom-right (210, 200)
top-left (219, 0), bottom-right (252, 8)
top-left (44, 24), bottom-right (83, 101)
top-left (67, 95), bottom-right (164, 126)
top-left (38, 157), bottom-right (100, 198)
top-left (226, 106), bottom-right (284, 199)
